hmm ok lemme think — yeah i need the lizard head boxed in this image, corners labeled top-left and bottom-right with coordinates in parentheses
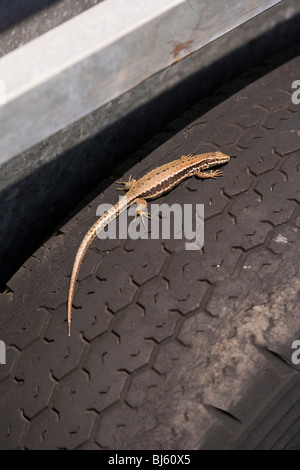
top-left (197, 151), bottom-right (230, 169)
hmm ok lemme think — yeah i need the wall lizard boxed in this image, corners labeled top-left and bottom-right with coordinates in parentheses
top-left (67, 151), bottom-right (230, 336)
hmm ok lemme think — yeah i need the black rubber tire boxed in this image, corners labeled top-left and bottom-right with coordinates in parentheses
top-left (1, 50), bottom-right (300, 450)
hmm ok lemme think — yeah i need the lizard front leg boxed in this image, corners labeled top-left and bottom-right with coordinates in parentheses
top-left (193, 168), bottom-right (223, 179)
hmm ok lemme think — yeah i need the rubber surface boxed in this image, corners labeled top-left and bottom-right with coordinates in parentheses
top-left (0, 50), bottom-right (300, 449)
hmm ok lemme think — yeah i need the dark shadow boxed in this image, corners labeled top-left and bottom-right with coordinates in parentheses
top-left (0, 0), bottom-right (62, 34)
top-left (0, 14), bottom-right (300, 289)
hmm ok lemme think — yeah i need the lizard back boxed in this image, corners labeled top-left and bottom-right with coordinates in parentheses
top-left (134, 152), bottom-right (229, 200)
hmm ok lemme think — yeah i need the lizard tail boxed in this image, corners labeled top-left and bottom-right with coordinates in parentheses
top-left (67, 224), bottom-right (98, 337)
top-left (67, 195), bottom-right (134, 336)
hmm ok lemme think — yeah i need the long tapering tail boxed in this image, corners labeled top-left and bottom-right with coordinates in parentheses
top-left (67, 224), bottom-right (98, 336)
top-left (67, 195), bottom-right (134, 336)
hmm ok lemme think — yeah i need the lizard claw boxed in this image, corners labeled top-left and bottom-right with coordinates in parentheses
top-left (115, 175), bottom-right (136, 191)
top-left (137, 211), bottom-right (151, 228)
top-left (208, 169), bottom-right (223, 179)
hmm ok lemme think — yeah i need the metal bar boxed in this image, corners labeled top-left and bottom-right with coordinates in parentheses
top-left (0, 0), bottom-right (282, 165)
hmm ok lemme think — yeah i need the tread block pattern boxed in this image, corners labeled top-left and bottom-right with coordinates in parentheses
top-left (0, 51), bottom-right (300, 449)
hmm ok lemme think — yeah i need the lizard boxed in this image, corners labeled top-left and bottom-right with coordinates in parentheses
top-left (67, 151), bottom-right (230, 336)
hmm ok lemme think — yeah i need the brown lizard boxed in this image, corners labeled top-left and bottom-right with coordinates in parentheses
top-left (67, 151), bottom-right (230, 336)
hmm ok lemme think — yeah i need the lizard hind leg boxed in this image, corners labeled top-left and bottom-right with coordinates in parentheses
top-left (133, 198), bottom-right (151, 227)
top-left (115, 175), bottom-right (137, 191)
top-left (180, 153), bottom-right (193, 160)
